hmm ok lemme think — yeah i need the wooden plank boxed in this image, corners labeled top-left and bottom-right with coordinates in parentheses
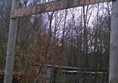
top-left (10, 0), bottom-right (107, 18)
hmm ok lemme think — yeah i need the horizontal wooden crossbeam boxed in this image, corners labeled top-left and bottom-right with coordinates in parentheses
top-left (10, 0), bottom-right (106, 18)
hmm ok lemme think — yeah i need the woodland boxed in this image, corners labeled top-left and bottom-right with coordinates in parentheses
top-left (0, 0), bottom-right (111, 83)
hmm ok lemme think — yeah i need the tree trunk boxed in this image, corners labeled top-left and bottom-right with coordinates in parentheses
top-left (109, 1), bottom-right (118, 83)
top-left (4, 0), bottom-right (19, 83)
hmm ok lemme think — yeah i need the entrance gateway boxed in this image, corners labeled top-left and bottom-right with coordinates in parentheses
top-left (4, 0), bottom-right (118, 83)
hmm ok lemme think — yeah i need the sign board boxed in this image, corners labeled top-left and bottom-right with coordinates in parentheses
top-left (10, 0), bottom-right (107, 18)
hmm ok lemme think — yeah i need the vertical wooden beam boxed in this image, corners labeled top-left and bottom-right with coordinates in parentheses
top-left (109, 0), bottom-right (118, 83)
top-left (4, 0), bottom-right (19, 83)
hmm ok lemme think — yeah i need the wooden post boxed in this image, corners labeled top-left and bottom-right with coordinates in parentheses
top-left (4, 0), bottom-right (19, 83)
top-left (109, 0), bottom-right (118, 83)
